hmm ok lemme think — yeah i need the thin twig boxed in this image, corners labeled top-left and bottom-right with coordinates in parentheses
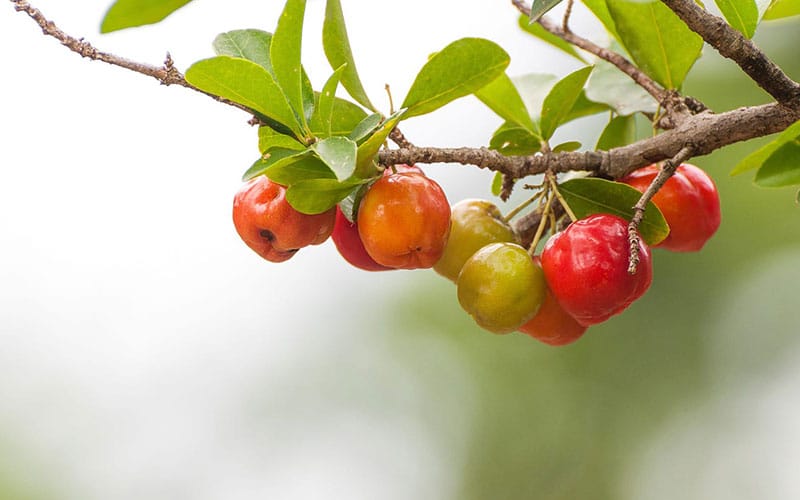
top-left (627, 146), bottom-right (694, 273)
top-left (562, 0), bottom-right (575, 33)
top-left (10, 0), bottom-right (262, 120)
top-left (511, 0), bottom-right (667, 103)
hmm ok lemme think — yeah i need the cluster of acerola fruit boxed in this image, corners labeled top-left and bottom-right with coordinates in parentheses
top-left (232, 163), bottom-right (720, 346)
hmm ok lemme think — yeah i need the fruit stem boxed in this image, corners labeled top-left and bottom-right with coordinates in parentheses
top-left (547, 172), bottom-right (577, 222)
top-left (528, 189), bottom-right (554, 255)
top-left (503, 191), bottom-right (543, 223)
top-left (385, 84), bottom-right (396, 115)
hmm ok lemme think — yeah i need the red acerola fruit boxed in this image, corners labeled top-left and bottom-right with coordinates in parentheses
top-left (519, 258), bottom-right (588, 346)
top-left (620, 163), bottom-right (721, 252)
top-left (541, 214), bottom-right (652, 326)
top-left (357, 171), bottom-right (451, 269)
top-left (331, 207), bottom-right (392, 271)
top-left (232, 176), bottom-right (336, 262)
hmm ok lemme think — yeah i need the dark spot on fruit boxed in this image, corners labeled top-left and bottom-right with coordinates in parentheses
top-left (260, 229), bottom-right (276, 242)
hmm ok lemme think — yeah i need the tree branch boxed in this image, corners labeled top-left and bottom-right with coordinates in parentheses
top-left (660, 0), bottom-right (800, 105)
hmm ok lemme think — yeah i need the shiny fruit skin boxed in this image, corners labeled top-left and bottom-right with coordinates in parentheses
top-left (620, 163), bottom-right (721, 252)
top-left (434, 199), bottom-right (519, 282)
top-left (331, 207), bottom-right (392, 271)
top-left (457, 242), bottom-right (547, 334)
top-left (232, 176), bottom-right (336, 263)
top-left (541, 214), bottom-right (652, 326)
top-left (519, 258), bottom-right (587, 346)
top-left (357, 172), bottom-right (451, 269)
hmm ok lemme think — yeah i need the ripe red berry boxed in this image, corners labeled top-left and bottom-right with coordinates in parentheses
top-left (541, 214), bottom-right (652, 326)
top-left (232, 176), bottom-right (335, 262)
top-left (331, 207), bottom-right (392, 271)
top-left (518, 258), bottom-right (588, 346)
top-left (620, 163), bottom-right (721, 252)
top-left (357, 171), bottom-right (451, 269)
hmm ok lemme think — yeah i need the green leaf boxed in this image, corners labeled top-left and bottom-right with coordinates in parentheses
top-left (553, 141), bottom-right (582, 152)
top-left (213, 30), bottom-right (273, 72)
top-left (348, 113), bottom-right (383, 144)
top-left (530, 0), bottom-right (566, 22)
top-left (564, 93), bottom-right (610, 123)
top-left (606, 0), bottom-right (703, 89)
top-left (596, 115), bottom-right (636, 150)
top-left (258, 127), bottom-right (305, 154)
top-left (310, 95), bottom-right (368, 137)
top-left (517, 15), bottom-right (587, 63)
top-left (286, 179), bottom-right (365, 215)
top-left (185, 56), bottom-right (303, 138)
top-left (242, 148), bottom-right (314, 182)
top-left (764, 0), bottom-right (800, 19)
top-left (313, 137), bottom-right (358, 181)
top-left (313, 65), bottom-right (346, 138)
top-left (559, 177), bottom-right (669, 245)
top-left (585, 56), bottom-right (658, 116)
top-left (540, 66), bottom-right (593, 140)
top-left (402, 38), bottom-right (510, 119)
top-left (754, 140), bottom-right (800, 187)
top-left (732, 119), bottom-right (800, 175)
top-left (301, 68), bottom-right (316, 123)
top-left (271, 0), bottom-right (308, 129)
top-left (475, 73), bottom-right (538, 132)
top-left (338, 182), bottom-right (374, 223)
top-left (581, 0), bottom-right (622, 43)
top-left (715, 0), bottom-right (759, 37)
top-left (100, 0), bottom-right (194, 33)
top-left (356, 111), bottom-right (404, 177)
top-left (489, 123), bottom-right (542, 156)
top-left (491, 172), bottom-right (504, 197)
top-left (513, 73), bottom-right (559, 120)
top-left (323, 0), bottom-right (376, 111)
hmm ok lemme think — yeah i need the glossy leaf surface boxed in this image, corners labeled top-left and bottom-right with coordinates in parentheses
top-left (100, 0), bottom-right (193, 32)
top-left (323, 0), bottom-right (376, 110)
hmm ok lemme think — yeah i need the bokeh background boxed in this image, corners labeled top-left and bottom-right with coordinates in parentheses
top-left (1, 1), bottom-right (799, 499)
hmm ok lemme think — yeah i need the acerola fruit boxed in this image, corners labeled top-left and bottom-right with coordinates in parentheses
top-left (232, 176), bottom-right (335, 263)
top-left (620, 163), bottom-right (721, 252)
top-left (357, 171), bottom-right (451, 269)
top-left (434, 199), bottom-right (519, 282)
top-left (541, 214), bottom-right (652, 326)
top-left (331, 207), bottom-right (392, 272)
top-left (518, 257), bottom-right (588, 346)
top-left (457, 242), bottom-right (547, 334)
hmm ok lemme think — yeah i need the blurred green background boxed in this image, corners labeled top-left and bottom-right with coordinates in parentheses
top-left (2, 3), bottom-right (800, 500)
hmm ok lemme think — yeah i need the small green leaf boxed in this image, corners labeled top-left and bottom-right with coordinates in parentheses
top-left (530, 0), bottom-right (566, 22)
top-left (271, 0), bottom-right (308, 129)
top-left (186, 56), bottom-right (303, 138)
top-left (338, 181), bottom-right (375, 223)
top-left (585, 56), bottom-right (658, 116)
top-left (564, 93), bottom-right (610, 123)
top-left (356, 111), bottom-right (405, 178)
top-left (491, 172), bottom-right (505, 197)
top-left (265, 155), bottom-right (338, 186)
top-left (301, 68), bottom-right (316, 123)
top-left (348, 113), bottom-right (384, 144)
top-left (764, 0), bottom-right (800, 19)
top-left (754, 140), bottom-right (800, 187)
top-left (310, 95), bottom-right (368, 137)
top-left (489, 123), bottom-right (542, 156)
top-left (100, 0), bottom-right (194, 33)
top-left (513, 73), bottom-right (559, 120)
top-left (242, 148), bottom-right (313, 181)
top-left (258, 127), bottom-right (305, 154)
top-left (402, 38), bottom-right (510, 119)
top-left (715, 0), bottom-right (759, 37)
top-left (313, 137), bottom-right (358, 181)
top-left (732, 119), bottom-right (800, 175)
top-left (475, 73), bottom-right (538, 132)
top-left (517, 15), bottom-right (587, 62)
top-left (286, 178), bottom-right (365, 215)
top-left (323, 0), bottom-right (376, 111)
top-left (313, 65), bottom-right (346, 138)
top-left (558, 177), bottom-right (669, 245)
top-left (540, 66), bottom-right (593, 140)
top-left (553, 141), bottom-right (582, 152)
top-left (596, 115), bottom-right (636, 150)
top-left (213, 30), bottom-right (273, 72)
top-left (606, 0), bottom-right (703, 89)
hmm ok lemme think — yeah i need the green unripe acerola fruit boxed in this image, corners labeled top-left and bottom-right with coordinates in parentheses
top-left (434, 199), bottom-right (519, 282)
top-left (457, 242), bottom-right (547, 334)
